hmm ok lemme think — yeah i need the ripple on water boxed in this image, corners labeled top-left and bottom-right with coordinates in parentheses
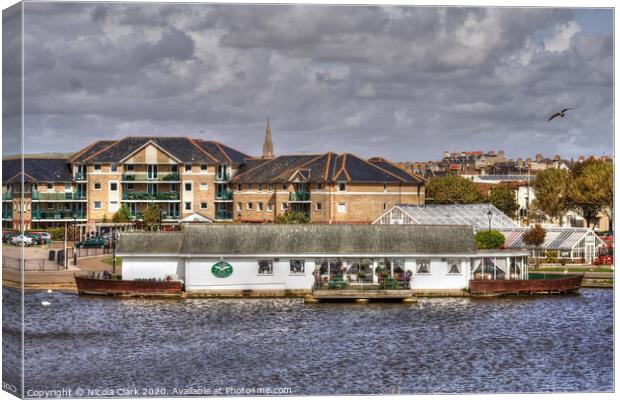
top-left (6, 288), bottom-right (612, 395)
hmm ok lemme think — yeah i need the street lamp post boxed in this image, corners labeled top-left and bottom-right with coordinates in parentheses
top-left (487, 209), bottom-right (493, 233)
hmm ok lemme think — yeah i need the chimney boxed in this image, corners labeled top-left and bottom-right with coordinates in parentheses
top-left (517, 158), bottom-right (523, 169)
top-left (535, 154), bottom-right (543, 162)
top-left (578, 156), bottom-right (585, 162)
top-left (498, 150), bottom-right (505, 159)
top-left (554, 154), bottom-right (561, 161)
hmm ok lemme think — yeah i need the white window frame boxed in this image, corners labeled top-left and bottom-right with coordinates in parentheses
top-left (200, 202), bottom-right (208, 209)
top-left (184, 202), bottom-right (192, 211)
top-left (200, 183), bottom-right (208, 191)
top-left (257, 202), bottom-right (263, 212)
top-left (94, 164), bottom-right (101, 171)
top-left (110, 182), bottom-right (118, 191)
top-left (184, 182), bottom-right (193, 192)
top-left (236, 202), bottom-right (242, 212)
top-left (447, 259), bottom-right (462, 275)
top-left (267, 202), bottom-right (273, 212)
top-left (247, 202), bottom-right (253, 211)
top-left (93, 201), bottom-right (102, 209)
top-left (289, 259), bottom-right (305, 275)
top-left (281, 202), bottom-right (288, 211)
top-left (416, 259), bottom-right (431, 274)
top-left (258, 259), bottom-right (274, 275)
top-left (93, 183), bottom-right (102, 190)
top-left (316, 202), bottom-right (322, 212)
top-left (185, 164), bottom-right (192, 172)
top-left (338, 182), bottom-right (347, 192)
top-left (337, 202), bottom-right (347, 213)
top-left (110, 164), bottom-right (117, 172)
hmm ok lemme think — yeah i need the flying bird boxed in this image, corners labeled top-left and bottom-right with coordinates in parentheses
top-left (547, 108), bottom-right (572, 121)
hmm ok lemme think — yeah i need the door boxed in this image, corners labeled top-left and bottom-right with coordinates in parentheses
top-left (147, 165), bottom-right (158, 180)
top-left (585, 243), bottom-right (595, 264)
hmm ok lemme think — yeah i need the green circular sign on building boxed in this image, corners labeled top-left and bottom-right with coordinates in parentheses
top-left (211, 261), bottom-right (233, 278)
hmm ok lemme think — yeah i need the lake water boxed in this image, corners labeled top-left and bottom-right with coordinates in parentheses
top-left (2, 288), bottom-right (614, 397)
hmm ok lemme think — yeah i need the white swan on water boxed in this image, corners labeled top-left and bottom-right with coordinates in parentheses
top-left (41, 301), bottom-right (51, 306)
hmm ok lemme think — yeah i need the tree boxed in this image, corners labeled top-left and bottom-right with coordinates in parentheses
top-left (489, 185), bottom-right (519, 219)
top-left (112, 204), bottom-right (132, 223)
top-left (143, 203), bottom-right (161, 230)
top-left (275, 211), bottom-right (310, 224)
top-left (101, 214), bottom-right (108, 223)
top-left (568, 159), bottom-right (613, 229)
top-left (523, 225), bottom-right (546, 267)
top-left (531, 168), bottom-right (570, 225)
top-left (426, 175), bottom-right (484, 204)
top-left (475, 230), bottom-right (506, 250)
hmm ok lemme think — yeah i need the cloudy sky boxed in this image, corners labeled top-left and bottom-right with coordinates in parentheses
top-left (2, 2), bottom-right (613, 161)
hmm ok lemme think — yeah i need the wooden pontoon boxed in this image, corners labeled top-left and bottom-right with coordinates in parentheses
top-left (469, 273), bottom-right (583, 296)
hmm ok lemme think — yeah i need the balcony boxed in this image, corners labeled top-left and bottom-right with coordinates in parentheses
top-left (32, 210), bottom-right (87, 220)
top-left (32, 192), bottom-right (87, 201)
top-left (130, 211), bottom-right (179, 220)
top-left (73, 172), bottom-right (86, 181)
top-left (122, 172), bottom-right (180, 182)
top-left (2, 192), bottom-right (12, 200)
top-left (215, 172), bottom-right (231, 182)
top-left (215, 210), bottom-right (233, 220)
top-left (122, 192), bottom-right (180, 201)
top-left (288, 191), bottom-right (311, 202)
top-left (215, 190), bottom-right (233, 201)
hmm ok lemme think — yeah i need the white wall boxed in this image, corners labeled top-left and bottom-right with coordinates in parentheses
top-left (185, 257), bottom-right (315, 291)
top-left (122, 257), bottom-right (184, 281)
top-left (410, 258), bottom-right (470, 290)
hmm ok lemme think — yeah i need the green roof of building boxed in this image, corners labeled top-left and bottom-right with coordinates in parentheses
top-left (117, 224), bottom-right (476, 256)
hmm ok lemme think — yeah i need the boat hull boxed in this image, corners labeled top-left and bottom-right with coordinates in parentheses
top-left (469, 274), bottom-right (583, 296)
top-left (75, 276), bottom-right (183, 296)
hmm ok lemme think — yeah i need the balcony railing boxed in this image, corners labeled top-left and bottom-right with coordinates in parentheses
top-left (215, 210), bottom-right (232, 220)
top-left (32, 210), bottom-right (87, 220)
top-left (2, 192), bottom-right (12, 200)
top-left (73, 172), bottom-right (86, 181)
top-left (122, 192), bottom-right (180, 201)
top-left (215, 172), bottom-right (231, 181)
top-left (130, 212), bottom-right (180, 220)
top-left (32, 192), bottom-right (87, 201)
top-left (215, 190), bottom-right (233, 200)
top-left (289, 191), bottom-right (311, 202)
top-left (122, 172), bottom-right (180, 182)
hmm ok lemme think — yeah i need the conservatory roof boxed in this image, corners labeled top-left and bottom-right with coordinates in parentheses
top-left (378, 203), bottom-right (519, 230)
top-left (498, 227), bottom-right (605, 250)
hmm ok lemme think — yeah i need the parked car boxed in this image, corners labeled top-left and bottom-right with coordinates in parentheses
top-left (26, 232), bottom-right (44, 245)
top-left (2, 231), bottom-right (18, 243)
top-left (30, 231), bottom-right (52, 244)
top-left (11, 234), bottom-right (34, 246)
top-left (75, 236), bottom-right (109, 249)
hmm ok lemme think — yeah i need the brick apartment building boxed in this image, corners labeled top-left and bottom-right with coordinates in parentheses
top-left (2, 128), bottom-right (424, 229)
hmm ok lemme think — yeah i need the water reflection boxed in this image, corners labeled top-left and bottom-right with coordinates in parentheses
top-left (3, 288), bottom-right (612, 395)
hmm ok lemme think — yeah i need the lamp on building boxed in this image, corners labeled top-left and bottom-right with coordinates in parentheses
top-left (487, 209), bottom-right (493, 233)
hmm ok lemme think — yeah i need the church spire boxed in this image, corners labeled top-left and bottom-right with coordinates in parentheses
top-left (262, 117), bottom-right (275, 159)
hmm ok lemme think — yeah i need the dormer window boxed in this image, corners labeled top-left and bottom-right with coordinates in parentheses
top-left (185, 164), bottom-right (192, 172)
top-left (94, 164), bottom-right (101, 171)
top-left (338, 182), bottom-right (347, 192)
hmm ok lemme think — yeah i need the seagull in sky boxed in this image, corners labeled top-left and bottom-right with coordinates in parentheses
top-left (547, 108), bottom-right (572, 121)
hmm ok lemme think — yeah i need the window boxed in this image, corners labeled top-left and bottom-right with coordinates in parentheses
top-left (110, 183), bottom-right (118, 191)
top-left (236, 202), bottom-right (242, 211)
top-left (236, 183), bottom-right (241, 191)
top-left (93, 201), bottom-right (102, 209)
top-left (184, 202), bottom-right (192, 211)
top-left (185, 164), bottom-right (192, 172)
top-left (281, 183), bottom-right (287, 190)
top-left (170, 165), bottom-right (178, 173)
top-left (316, 183), bottom-right (323, 190)
top-left (383, 183), bottom-right (388, 192)
top-left (200, 183), bottom-right (208, 191)
top-left (258, 183), bottom-right (263, 191)
top-left (126, 164), bottom-right (135, 172)
top-left (127, 183), bottom-right (135, 191)
top-left (267, 202), bottom-right (273, 212)
top-left (447, 259), bottom-right (462, 274)
top-left (338, 182), bottom-right (346, 191)
top-left (258, 260), bottom-right (273, 275)
top-left (290, 259), bottom-right (305, 275)
top-left (257, 202), bottom-right (263, 212)
top-left (281, 202), bottom-right (288, 211)
top-left (337, 202), bottom-right (347, 213)
top-left (383, 202), bottom-right (388, 210)
top-left (47, 183), bottom-right (53, 190)
top-left (416, 259), bottom-right (431, 274)
top-left (268, 184), bottom-right (273, 191)
top-left (94, 183), bottom-right (102, 190)
top-left (64, 183), bottom-right (71, 190)
top-left (200, 202), bottom-right (208, 209)
top-left (200, 164), bottom-right (208, 171)
top-left (248, 184), bottom-right (253, 190)
top-left (170, 183), bottom-right (179, 192)
top-left (247, 202), bottom-right (253, 210)
top-left (110, 164), bottom-right (117, 172)
top-left (94, 164), bottom-right (101, 171)
top-left (316, 202), bottom-right (322, 212)
top-left (184, 182), bottom-right (192, 191)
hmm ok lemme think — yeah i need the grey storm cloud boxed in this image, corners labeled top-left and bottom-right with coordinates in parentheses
top-left (3, 3), bottom-right (613, 161)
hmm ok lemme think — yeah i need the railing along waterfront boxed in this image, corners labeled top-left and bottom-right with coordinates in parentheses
top-left (122, 192), bottom-right (180, 201)
top-left (289, 191), bottom-right (311, 201)
top-left (32, 210), bottom-right (87, 220)
top-left (215, 210), bottom-right (232, 219)
top-left (32, 192), bottom-right (87, 201)
top-left (122, 173), bottom-right (180, 181)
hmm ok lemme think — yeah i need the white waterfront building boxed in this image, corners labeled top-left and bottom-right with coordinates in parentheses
top-left (116, 225), bottom-right (528, 295)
